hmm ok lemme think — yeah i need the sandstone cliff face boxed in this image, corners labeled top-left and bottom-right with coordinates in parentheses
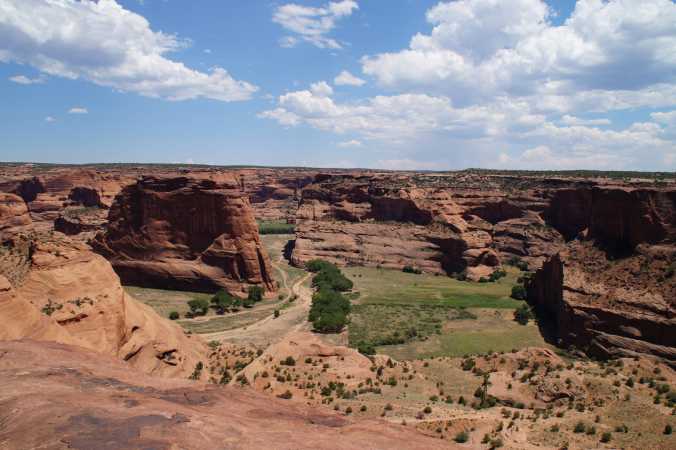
top-left (529, 186), bottom-right (676, 366)
top-left (237, 168), bottom-right (317, 222)
top-left (291, 174), bottom-right (561, 279)
top-left (0, 231), bottom-right (208, 378)
top-left (0, 193), bottom-right (32, 235)
top-left (93, 176), bottom-right (275, 295)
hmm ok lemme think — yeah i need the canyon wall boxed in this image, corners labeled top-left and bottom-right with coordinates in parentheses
top-left (93, 176), bottom-right (275, 295)
top-left (529, 186), bottom-right (676, 365)
top-left (291, 174), bottom-right (563, 279)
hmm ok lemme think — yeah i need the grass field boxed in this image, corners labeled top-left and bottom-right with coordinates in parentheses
top-left (343, 266), bottom-right (523, 308)
top-left (124, 286), bottom-right (211, 320)
top-left (345, 266), bottom-right (548, 359)
top-left (257, 220), bottom-right (295, 235)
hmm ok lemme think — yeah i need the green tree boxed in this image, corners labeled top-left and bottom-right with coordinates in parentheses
top-left (211, 290), bottom-right (234, 314)
top-left (514, 304), bottom-right (533, 325)
top-left (248, 285), bottom-right (264, 302)
top-left (511, 285), bottom-right (527, 300)
top-left (168, 311), bottom-right (179, 320)
top-left (187, 298), bottom-right (209, 316)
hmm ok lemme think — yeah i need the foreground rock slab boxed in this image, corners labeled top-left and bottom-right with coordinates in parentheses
top-left (0, 340), bottom-right (453, 450)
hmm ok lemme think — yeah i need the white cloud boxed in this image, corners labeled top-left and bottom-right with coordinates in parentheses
top-left (261, 85), bottom-right (676, 170)
top-left (261, 87), bottom-right (546, 141)
top-left (272, 1), bottom-right (358, 49)
top-left (310, 81), bottom-right (333, 97)
top-left (203, 49), bottom-right (212, 54)
top-left (560, 115), bottom-right (611, 126)
top-left (9, 74), bottom-right (45, 85)
top-left (334, 70), bottom-right (365, 86)
top-left (361, 0), bottom-right (676, 112)
top-left (338, 139), bottom-right (362, 147)
top-left (68, 107), bottom-right (88, 114)
top-left (0, 0), bottom-right (257, 102)
top-left (45, 116), bottom-right (56, 122)
top-left (260, 0), bottom-right (676, 170)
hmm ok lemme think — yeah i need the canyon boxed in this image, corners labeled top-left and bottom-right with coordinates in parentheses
top-left (1, 163), bottom-right (675, 449)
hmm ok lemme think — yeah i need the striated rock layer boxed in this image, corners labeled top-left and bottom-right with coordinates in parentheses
top-left (93, 176), bottom-right (275, 296)
top-left (528, 186), bottom-right (676, 366)
top-left (291, 174), bottom-right (562, 279)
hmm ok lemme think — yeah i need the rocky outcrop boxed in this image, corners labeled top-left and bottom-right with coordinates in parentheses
top-left (0, 339), bottom-right (450, 450)
top-left (529, 186), bottom-right (676, 366)
top-left (0, 230), bottom-right (208, 378)
top-left (0, 193), bottom-right (32, 236)
top-left (93, 176), bottom-right (275, 296)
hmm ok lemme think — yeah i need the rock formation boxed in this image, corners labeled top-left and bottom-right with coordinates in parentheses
top-left (0, 229), bottom-right (208, 378)
top-left (93, 176), bottom-right (275, 296)
top-left (0, 193), bottom-right (32, 235)
top-left (0, 339), bottom-right (450, 450)
top-left (291, 174), bottom-right (561, 279)
top-left (528, 186), bottom-right (676, 366)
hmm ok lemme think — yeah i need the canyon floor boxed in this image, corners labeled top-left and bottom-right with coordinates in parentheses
top-left (129, 233), bottom-right (676, 450)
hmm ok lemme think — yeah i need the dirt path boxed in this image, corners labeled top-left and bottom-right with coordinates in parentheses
top-left (203, 271), bottom-right (312, 346)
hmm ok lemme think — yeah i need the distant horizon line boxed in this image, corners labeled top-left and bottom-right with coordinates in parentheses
top-left (1, 161), bottom-right (675, 177)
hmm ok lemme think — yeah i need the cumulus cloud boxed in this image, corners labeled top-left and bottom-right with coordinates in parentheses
top-left (260, 85), bottom-right (546, 141)
top-left (273, 1), bottom-right (358, 49)
top-left (68, 107), bottom-right (88, 114)
top-left (45, 116), bottom-right (56, 122)
top-left (310, 81), bottom-right (334, 97)
top-left (0, 0), bottom-right (257, 102)
top-left (9, 74), bottom-right (45, 85)
top-left (361, 0), bottom-right (676, 112)
top-left (260, 0), bottom-right (676, 170)
top-left (334, 70), bottom-right (365, 86)
top-left (261, 84), bottom-right (676, 169)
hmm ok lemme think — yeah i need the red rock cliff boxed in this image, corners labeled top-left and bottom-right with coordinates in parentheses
top-left (93, 176), bottom-right (275, 296)
top-left (529, 186), bottom-right (676, 366)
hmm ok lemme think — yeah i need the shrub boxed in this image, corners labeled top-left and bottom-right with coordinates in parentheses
top-left (490, 438), bottom-right (504, 448)
top-left (211, 290), bottom-right (234, 314)
top-left (168, 311), bottom-right (179, 320)
top-left (665, 424), bottom-right (673, 435)
top-left (402, 265), bottom-right (422, 274)
top-left (274, 309), bottom-right (280, 318)
top-left (357, 341), bottom-right (376, 355)
top-left (281, 356), bottom-right (296, 366)
top-left (187, 298), bottom-right (209, 316)
top-left (248, 285), bottom-right (264, 302)
top-left (601, 432), bottom-right (612, 443)
top-left (514, 304), bottom-right (533, 325)
top-left (454, 431), bottom-right (469, 443)
top-left (277, 390), bottom-right (293, 400)
top-left (511, 285), bottom-right (527, 300)
top-left (574, 422), bottom-right (586, 433)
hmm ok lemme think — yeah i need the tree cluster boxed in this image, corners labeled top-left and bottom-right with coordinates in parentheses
top-left (306, 259), bottom-right (353, 333)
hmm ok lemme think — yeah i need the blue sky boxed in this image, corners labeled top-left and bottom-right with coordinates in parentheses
top-left (1, 0), bottom-right (675, 170)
